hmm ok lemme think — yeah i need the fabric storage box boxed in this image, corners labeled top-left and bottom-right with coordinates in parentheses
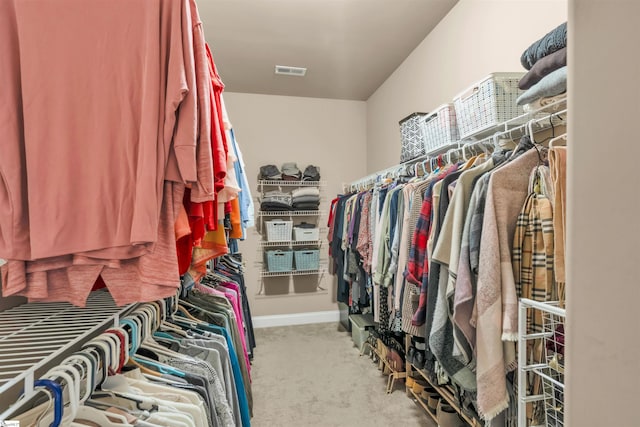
top-left (266, 250), bottom-right (294, 272)
top-left (339, 302), bottom-right (351, 332)
top-left (399, 112), bottom-right (428, 162)
top-left (294, 249), bottom-right (320, 271)
top-left (453, 72), bottom-right (526, 139)
top-left (293, 226), bottom-right (319, 241)
top-left (422, 104), bottom-right (459, 151)
top-left (265, 219), bottom-right (293, 242)
top-left (349, 314), bottom-right (375, 355)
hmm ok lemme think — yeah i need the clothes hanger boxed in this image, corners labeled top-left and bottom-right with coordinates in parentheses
top-left (40, 365), bottom-right (81, 426)
top-left (549, 133), bottom-right (567, 148)
top-left (30, 380), bottom-right (64, 427)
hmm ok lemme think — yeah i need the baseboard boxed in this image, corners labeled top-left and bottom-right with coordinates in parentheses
top-left (252, 310), bottom-right (340, 328)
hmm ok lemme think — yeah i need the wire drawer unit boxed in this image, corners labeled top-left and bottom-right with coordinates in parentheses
top-left (518, 299), bottom-right (566, 427)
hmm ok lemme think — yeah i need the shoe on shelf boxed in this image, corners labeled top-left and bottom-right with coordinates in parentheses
top-left (437, 401), bottom-right (466, 427)
top-left (407, 346), bottom-right (416, 366)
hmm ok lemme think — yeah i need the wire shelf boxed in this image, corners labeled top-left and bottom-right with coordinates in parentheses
top-left (0, 291), bottom-right (134, 412)
top-left (258, 180), bottom-right (326, 187)
top-left (260, 240), bottom-right (322, 247)
top-left (258, 210), bottom-right (324, 217)
top-left (260, 268), bottom-right (327, 278)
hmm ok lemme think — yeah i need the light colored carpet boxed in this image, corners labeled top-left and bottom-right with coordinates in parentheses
top-left (249, 322), bottom-right (436, 427)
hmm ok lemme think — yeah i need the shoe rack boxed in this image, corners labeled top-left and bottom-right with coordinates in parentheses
top-left (404, 335), bottom-right (483, 427)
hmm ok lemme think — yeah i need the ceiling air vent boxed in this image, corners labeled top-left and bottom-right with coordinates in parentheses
top-left (274, 65), bottom-right (307, 77)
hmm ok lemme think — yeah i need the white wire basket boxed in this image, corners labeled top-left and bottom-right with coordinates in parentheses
top-left (518, 299), bottom-right (565, 427)
top-left (453, 72), bottom-right (526, 139)
top-left (399, 112), bottom-right (428, 162)
top-left (422, 103), bottom-right (459, 151)
top-left (265, 220), bottom-right (293, 242)
top-left (293, 227), bottom-right (319, 241)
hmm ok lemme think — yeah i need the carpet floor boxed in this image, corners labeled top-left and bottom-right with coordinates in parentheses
top-left (249, 322), bottom-right (436, 427)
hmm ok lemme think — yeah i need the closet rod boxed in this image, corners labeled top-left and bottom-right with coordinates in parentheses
top-left (344, 141), bottom-right (462, 192)
top-left (472, 107), bottom-right (567, 149)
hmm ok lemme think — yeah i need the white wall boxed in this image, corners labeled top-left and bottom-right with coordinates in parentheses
top-left (566, 1), bottom-right (640, 425)
top-left (223, 92), bottom-right (367, 317)
top-left (366, 0), bottom-right (568, 173)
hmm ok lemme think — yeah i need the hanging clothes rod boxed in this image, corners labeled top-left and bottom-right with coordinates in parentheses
top-left (343, 95), bottom-right (567, 194)
top-left (344, 141), bottom-right (462, 192)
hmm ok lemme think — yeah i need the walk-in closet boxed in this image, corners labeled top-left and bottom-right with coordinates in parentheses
top-left (0, 1), bottom-right (638, 426)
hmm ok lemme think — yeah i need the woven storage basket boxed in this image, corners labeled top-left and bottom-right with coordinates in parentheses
top-left (453, 72), bottom-right (526, 139)
top-left (422, 104), bottom-right (459, 152)
top-left (293, 227), bottom-right (319, 241)
top-left (266, 250), bottom-right (294, 272)
top-left (266, 219), bottom-right (293, 242)
top-left (399, 112), bottom-right (428, 162)
top-left (294, 249), bottom-right (320, 271)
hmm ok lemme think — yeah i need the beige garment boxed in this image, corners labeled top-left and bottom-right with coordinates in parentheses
top-left (393, 184), bottom-right (414, 310)
top-left (549, 147), bottom-right (567, 303)
top-left (427, 180), bottom-right (444, 258)
top-left (475, 150), bottom-right (540, 420)
top-left (103, 373), bottom-right (206, 427)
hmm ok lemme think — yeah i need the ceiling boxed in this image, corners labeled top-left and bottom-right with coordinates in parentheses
top-left (197, 0), bottom-right (459, 101)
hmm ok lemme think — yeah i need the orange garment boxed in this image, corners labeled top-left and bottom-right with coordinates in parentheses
top-left (188, 224), bottom-right (228, 281)
top-left (229, 198), bottom-right (242, 239)
top-left (205, 44), bottom-right (228, 193)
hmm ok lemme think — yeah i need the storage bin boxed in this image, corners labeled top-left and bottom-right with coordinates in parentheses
top-left (349, 314), bottom-right (375, 355)
top-left (294, 249), bottom-right (320, 271)
top-left (293, 226), bottom-right (319, 241)
top-left (266, 250), bottom-right (293, 272)
top-left (399, 112), bottom-right (428, 162)
top-left (422, 104), bottom-right (459, 151)
top-left (453, 72), bottom-right (526, 139)
top-left (266, 219), bottom-right (293, 242)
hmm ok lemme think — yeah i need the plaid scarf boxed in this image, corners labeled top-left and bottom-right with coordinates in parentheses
top-left (512, 166), bottom-right (556, 425)
top-left (513, 166), bottom-right (556, 332)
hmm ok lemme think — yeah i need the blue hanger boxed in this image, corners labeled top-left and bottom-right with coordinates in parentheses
top-left (119, 319), bottom-right (139, 356)
top-left (132, 357), bottom-right (186, 378)
top-left (33, 379), bottom-right (63, 427)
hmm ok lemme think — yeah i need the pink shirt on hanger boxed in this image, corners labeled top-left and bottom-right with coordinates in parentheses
top-left (3, 0), bottom-right (197, 260)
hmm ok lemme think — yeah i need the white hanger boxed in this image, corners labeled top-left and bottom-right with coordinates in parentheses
top-left (527, 118), bottom-right (537, 143)
top-left (549, 133), bottom-right (567, 148)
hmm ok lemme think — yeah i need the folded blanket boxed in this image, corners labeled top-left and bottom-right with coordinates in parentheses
top-left (516, 67), bottom-right (567, 106)
top-left (523, 93), bottom-right (566, 113)
top-left (520, 22), bottom-right (567, 70)
top-left (292, 195), bottom-right (321, 204)
top-left (260, 201), bottom-right (293, 211)
top-left (292, 202), bottom-right (320, 210)
top-left (519, 47), bottom-right (566, 90)
top-left (292, 187), bottom-right (320, 198)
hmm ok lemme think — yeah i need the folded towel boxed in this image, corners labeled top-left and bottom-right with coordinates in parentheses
top-left (292, 187), bottom-right (320, 198)
top-left (519, 47), bottom-right (567, 90)
top-left (520, 22), bottom-right (567, 70)
top-left (516, 67), bottom-right (567, 106)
